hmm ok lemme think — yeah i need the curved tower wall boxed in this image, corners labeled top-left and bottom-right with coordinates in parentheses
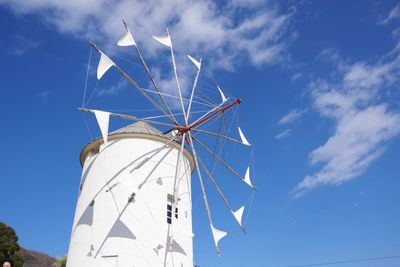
top-left (67, 132), bottom-right (194, 267)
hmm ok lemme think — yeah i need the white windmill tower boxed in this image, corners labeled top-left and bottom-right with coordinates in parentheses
top-left (67, 21), bottom-right (255, 267)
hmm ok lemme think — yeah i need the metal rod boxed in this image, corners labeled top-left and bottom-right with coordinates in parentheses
top-left (167, 28), bottom-right (187, 125)
top-left (189, 99), bottom-right (228, 125)
top-left (186, 58), bottom-right (202, 122)
top-left (123, 21), bottom-right (179, 126)
top-left (196, 155), bottom-right (245, 231)
top-left (187, 98), bottom-right (241, 131)
top-left (78, 107), bottom-right (177, 128)
top-left (140, 88), bottom-right (215, 108)
top-left (191, 135), bottom-right (250, 187)
top-left (89, 41), bottom-right (179, 127)
top-left (191, 128), bottom-right (247, 146)
top-left (187, 133), bottom-right (221, 255)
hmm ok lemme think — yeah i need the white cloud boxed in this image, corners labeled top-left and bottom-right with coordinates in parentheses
top-left (275, 129), bottom-right (291, 139)
top-left (278, 109), bottom-right (305, 125)
top-left (0, 0), bottom-right (294, 70)
top-left (378, 2), bottom-right (400, 25)
top-left (294, 45), bottom-right (400, 197)
top-left (291, 72), bottom-right (302, 81)
top-left (295, 105), bottom-right (400, 197)
top-left (11, 35), bottom-right (42, 56)
top-left (38, 91), bottom-right (50, 104)
top-left (97, 79), bottom-right (127, 96)
top-left (315, 47), bottom-right (342, 64)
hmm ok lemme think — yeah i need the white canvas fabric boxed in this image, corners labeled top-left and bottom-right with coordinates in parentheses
top-left (233, 206), bottom-right (245, 226)
top-left (97, 52), bottom-right (115, 80)
top-left (117, 30), bottom-right (136, 47)
top-left (187, 55), bottom-right (201, 70)
top-left (152, 34), bottom-right (172, 47)
top-left (244, 166), bottom-right (254, 188)
top-left (210, 224), bottom-right (227, 248)
top-left (93, 110), bottom-right (110, 144)
top-left (217, 86), bottom-right (227, 103)
top-left (238, 127), bottom-right (251, 146)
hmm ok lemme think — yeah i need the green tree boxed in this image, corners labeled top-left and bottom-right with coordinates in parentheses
top-left (51, 256), bottom-right (67, 267)
top-left (0, 222), bottom-right (25, 267)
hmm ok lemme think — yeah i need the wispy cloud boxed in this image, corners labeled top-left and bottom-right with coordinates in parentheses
top-left (11, 35), bottom-right (41, 56)
top-left (97, 79), bottom-right (127, 96)
top-left (291, 72), bottom-right (303, 81)
top-left (278, 109), bottom-right (306, 125)
top-left (293, 44), bottom-right (400, 197)
top-left (0, 0), bottom-right (294, 71)
top-left (377, 2), bottom-right (400, 25)
top-left (275, 129), bottom-right (291, 139)
top-left (38, 91), bottom-right (50, 104)
top-left (315, 47), bottom-right (342, 64)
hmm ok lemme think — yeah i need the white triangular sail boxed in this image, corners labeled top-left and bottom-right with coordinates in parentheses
top-left (238, 127), bottom-right (251, 146)
top-left (233, 206), bottom-right (245, 226)
top-left (93, 110), bottom-right (110, 144)
top-left (117, 29), bottom-right (136, 47)
top-left (152, 34), bottom-right (171, 47)
top-left (211, 224), bottom-right (227, 248)
top-left (187, 54), bottom-right (201, 70)
top-left (217, 86), bottom-right (227, 103)
top-left (97, 52), bottom-right (115, 79)
top-left (244, 166), bottom-right (254, 188)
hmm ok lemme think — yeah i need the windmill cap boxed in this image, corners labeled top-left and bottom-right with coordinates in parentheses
top-left (79, 121), bottom-right (194, 172)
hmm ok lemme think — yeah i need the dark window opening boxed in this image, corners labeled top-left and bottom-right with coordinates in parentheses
top-left (167, 203), bottom-right (173, 224)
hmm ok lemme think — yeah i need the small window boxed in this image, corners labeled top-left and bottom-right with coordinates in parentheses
top-left (167, 203), bottom-right (173, 224)
top-left (167, 194), bottom-right (180, 224)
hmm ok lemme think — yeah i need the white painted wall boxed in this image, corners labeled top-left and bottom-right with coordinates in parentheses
top-left (67, 134), bottom-right (193, 267)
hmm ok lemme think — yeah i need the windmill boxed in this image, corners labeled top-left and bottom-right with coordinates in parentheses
top-left (67, 21), bottom-right (255, 267)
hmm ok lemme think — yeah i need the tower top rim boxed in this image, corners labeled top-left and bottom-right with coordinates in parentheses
top-left (79, 121), bottom-right (195, 173)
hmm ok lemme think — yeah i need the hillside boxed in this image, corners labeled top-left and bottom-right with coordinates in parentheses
top-left (18, 248), bottom-right (56, 267)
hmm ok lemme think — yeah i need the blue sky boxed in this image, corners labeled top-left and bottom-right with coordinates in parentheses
top-left (1, 0), bottom-right (400, 266)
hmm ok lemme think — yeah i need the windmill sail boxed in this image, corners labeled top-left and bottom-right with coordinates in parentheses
top-left (211, 224), bottom-right (227, 249)
top-left (93, 110), bottom-right (110, 144)
top-left (217, 86), bottom-right (227, 103)
top-left (233, 206), bottom-right (245, 226)
top-left (97, 52), bottom-right (115, 79)
top-left (238, 127), bottom-right (251, 146)
top-left (187, 54), bottom-right (201, 70)
top-left (244, 166), bottom-right (254, 188)
top-left (152, 34), bottom-right (172, 47)
top-left (117, 29), bottom-right (136, 47)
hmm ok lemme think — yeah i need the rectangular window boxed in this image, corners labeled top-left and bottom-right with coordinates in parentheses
top-left (167, 194), bottom-right (180, 224)
top-left (167, 202), bottom-right (173, 224)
